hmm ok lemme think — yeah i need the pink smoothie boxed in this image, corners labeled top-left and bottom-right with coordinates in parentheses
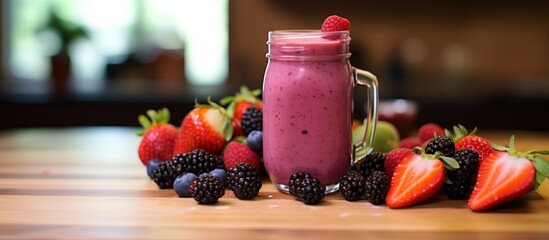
top-left (263, 31), bottom-right (354, 192)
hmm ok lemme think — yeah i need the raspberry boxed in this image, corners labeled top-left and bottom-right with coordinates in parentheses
top-left (418, 123), bottom-right (445, 143)
top-left (321, 15), bottom-right (350, 32)
top-left (399, 137), bottom-right (423, 149)
top-left (384, 148), bottom-right (412, 178)
top-left (223, 141), bottom-right (260, 171)
top-left (339, 170), bottom-right (366, 201)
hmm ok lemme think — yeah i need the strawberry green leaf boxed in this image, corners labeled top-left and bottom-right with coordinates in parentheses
top-left (535, 172), bottom-right (545, 189)
top-left (532, 155), bottom-right (549, 189)
top-left (222, 117), bottom-right (234, 142)
top-left (492, 144), bottom-right (507, 152)
top-left (137, 114), bottom-right (151, 136)
top-left (250, 89), bottom-right (262, 97)
top-left (440, 156), bottom-right (460, 171)
top-left (527, 150), bottom-right (549, 155)
top-left (532, 156), bottom-right (549, 178)
top-left (219, 96), bottom-right (235, 106)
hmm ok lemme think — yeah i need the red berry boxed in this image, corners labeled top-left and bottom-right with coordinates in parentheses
top-left (384, 148), bottom-right (413, 178)
top-left (418, 123), bottom-right (445, 143)
top-left (399, 137), bottom-right (423, 149)
top-left (223, 141), bottom-right (260, 171)
top-left (321, 15), bottom-right (350, 32)
top-left (137, 108), bottom-right (179, 165)
top-left (455, 135), bottom-right (493, 162)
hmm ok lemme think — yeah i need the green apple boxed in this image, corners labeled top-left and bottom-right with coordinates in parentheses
top-left (372, 121), bottom-right (400, 153)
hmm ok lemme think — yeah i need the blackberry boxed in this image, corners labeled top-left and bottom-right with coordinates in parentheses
top-left (173, 149), bottom-right (224, 176)
top-left (354, 152), bottom-right (386, 179)
top-left (364, 171), bottom-right (389, 205)
top-left (445, 149), bottom-right (479, 199)
top-left (288, 172), bottom-right (313, 196)
top-left (296, 177), bottom-right (325, 205)
top-left (339, 170), bottom-right (366, 201)
top-left (191, 174), bottom-right (225, 204)
top-left (151, 160), bottom-right (176, 189)
top-left (227, 163), bottom-right (262, 199)
top-left (241, 107), bottom-right (263, 135)
top-left (425, 136), bottom-right (455, 157)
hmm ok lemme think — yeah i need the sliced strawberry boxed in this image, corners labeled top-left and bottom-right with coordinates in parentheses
top-left (137, 108), bottom-right (179, 165)
top-left (172, 98), bottom-right (232, 156)
top-left (386, 149), bottom-right (457, 208)
top-left (468, 136), bottom-right (549, 212)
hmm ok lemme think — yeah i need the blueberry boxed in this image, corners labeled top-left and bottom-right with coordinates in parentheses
top-left (146, 159), bottom-right (162, 179)
top-left (173, 172), bottom-right (198, 197)
top-left (246, 130), bottom-right (263, 153)
top-left (209, 168), bottom-right (227, 186)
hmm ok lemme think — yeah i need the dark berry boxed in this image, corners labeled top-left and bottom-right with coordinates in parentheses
top-left (425, 136), bottom-right (455, 157)
top-left (445, 149), bottom-right (479, 199)
top-left (339, 170), bottom-right (366, 201)
top-left (241, 107), bottom-right (262, 135)
top-left (191, 174), bottom-right (225, 204)
top-left (173, 172), bottom-right (198, 197)
top-left (365, 171), bottom-right (389, 205)
top-left (173, 149), bottom-right (224, 176)
top-left (288, 172), bottom-right (313, 196)
top-left (246, 130), bottom-right (263, 153)
top-left (146, 159), bottom-right (162, 179)
top-left (151, 161), bottom-right (176, 189)
top-left (296, 177), bottom-right (325, 205)
top-left (227, 163), bottom-right (262, 199)
top-left (354, 152), bottom-right (386, 179)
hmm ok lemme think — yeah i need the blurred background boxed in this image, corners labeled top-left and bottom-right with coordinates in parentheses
top-left (1, 0), bottom-right (548, 132)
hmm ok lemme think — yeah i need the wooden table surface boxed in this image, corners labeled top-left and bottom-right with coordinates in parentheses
top-left (0, 127), bottom-right (548, 240)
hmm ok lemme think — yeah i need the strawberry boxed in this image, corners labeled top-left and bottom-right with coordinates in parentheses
top-left (137, 108), bottom-right (179, 165)
top-left (223, 140), bottom-right (260, 171)
top-left (418, 123), bottom-right (445, 143)
top-left (386, 148), bottom-right (458, 208)
top-left (321, 15), bottom-right (350, 32)
top-left (172, 98), bottom-right (233, 156)
top-left (468, 136), bottom-right (549, 212)
top-left (399, 137), bottom-right (423, 149)
top-left (384, 148), bottom-right (412, 178)
top-left (449, 125), bottom-right (494, 162)
top-left (220, 86), bottom-right (262, 137)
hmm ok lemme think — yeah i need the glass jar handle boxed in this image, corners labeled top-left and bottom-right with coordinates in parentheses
top-left (353, 67), bottom-right (378, 162)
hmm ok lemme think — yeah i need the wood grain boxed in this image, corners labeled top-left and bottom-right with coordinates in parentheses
top-left (0, 127), bottom-right (548, 240)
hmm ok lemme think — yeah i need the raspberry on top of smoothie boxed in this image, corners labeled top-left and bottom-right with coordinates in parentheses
top-left (321, 15), bottom-right (350, 32)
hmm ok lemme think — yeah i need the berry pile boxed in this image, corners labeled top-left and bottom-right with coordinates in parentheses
top-left (135, 15), bottom-right (549, 212)
top-left (139, 86), bottom-right (264, 205)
